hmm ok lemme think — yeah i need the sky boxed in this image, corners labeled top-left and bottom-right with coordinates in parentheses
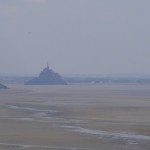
top-left (0, 0), bottom-right (150, 75)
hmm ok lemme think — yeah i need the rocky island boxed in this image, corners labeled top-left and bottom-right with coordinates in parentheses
top-left (25, 65), bottom-right (67, 85)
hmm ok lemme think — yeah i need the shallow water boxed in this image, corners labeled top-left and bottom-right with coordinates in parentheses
top-left (0, 84), bottom-right (150, 150)
top-left (69, 126), bottom-right (150, 140)
top-left (0, 143), bottom-right (86, 150)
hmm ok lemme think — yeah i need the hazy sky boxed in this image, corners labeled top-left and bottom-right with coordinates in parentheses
top-left (0, 0), bottom-right (150, 75)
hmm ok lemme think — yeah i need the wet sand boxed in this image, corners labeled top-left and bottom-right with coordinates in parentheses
top-left (0, 84), bottom-right (150, 150)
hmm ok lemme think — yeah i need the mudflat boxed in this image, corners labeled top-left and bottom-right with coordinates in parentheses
top-left (0, 84), bottom-right (150, 150)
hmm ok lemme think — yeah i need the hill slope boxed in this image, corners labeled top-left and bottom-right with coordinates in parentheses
top-left (0, 83), bottom-right (8, 89)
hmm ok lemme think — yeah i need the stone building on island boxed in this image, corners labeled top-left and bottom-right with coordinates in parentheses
top-left (25, 65), bottom-right (67, 85)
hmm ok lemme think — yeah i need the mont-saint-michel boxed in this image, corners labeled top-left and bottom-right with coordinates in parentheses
top-left (25, 65), bottom-right (67, 85)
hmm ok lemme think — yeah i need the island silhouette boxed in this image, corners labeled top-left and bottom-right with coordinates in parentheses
top-left (25, 65), bottom-right (67, 85)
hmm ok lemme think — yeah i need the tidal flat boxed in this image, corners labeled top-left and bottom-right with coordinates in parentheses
top-left (0, 84), bottom-right (150, 150)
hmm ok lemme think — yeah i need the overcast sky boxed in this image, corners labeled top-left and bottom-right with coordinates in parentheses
top-left (0, 0), bottom-right (150, 75)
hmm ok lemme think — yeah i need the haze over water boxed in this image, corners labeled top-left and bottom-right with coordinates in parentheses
top-left (0, 0), bottom-right (150, 75)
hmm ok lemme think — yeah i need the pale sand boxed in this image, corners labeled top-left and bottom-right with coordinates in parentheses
top-left (0, 84), bottom-right (150, 150)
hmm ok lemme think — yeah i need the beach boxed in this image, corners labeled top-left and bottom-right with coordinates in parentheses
top-left (0, 84), bottom-right (150, 150)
